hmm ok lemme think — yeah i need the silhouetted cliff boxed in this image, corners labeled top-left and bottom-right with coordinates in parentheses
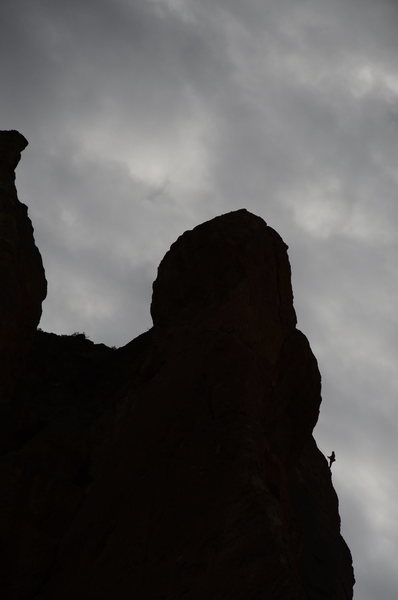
top-left (0, 131), bottom-right (47, 403)
top-left (0, 132), bottom-right (354, 599)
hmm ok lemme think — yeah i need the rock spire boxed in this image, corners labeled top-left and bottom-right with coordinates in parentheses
top-left (0, 133), bottom-right (354, 599)
top-left (0, 130), bottom-right (47, 402)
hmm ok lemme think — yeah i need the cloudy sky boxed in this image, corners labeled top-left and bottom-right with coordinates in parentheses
top-left (3, 0), bottom-right (398, 596)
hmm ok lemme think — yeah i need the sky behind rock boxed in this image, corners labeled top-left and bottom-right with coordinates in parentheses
top-left (3, 1), bottom-right (398, 597)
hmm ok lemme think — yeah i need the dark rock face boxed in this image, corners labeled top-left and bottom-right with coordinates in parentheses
top-left (0, 131), bottom-right (47, 402)
top-left (0, 135), bottom-right (354, 599)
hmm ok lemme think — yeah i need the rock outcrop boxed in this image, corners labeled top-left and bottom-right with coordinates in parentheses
top-left (0, 131), bottom-right (47, 402)
top-left (0, 133), bottom-right (354, 599)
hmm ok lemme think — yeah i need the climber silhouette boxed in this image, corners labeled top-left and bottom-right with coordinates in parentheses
top-left (327, 451), bottom-right (336, 469)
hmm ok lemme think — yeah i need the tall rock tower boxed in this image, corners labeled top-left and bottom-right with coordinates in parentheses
top-left (0, 132), bottom-right (354, 599)
top-left (0, 131), bottom-right (47, 402)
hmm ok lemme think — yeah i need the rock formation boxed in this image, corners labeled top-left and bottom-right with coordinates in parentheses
top-left (0, 132), bottom-right (354, 599)
top-left (0, 131), bottom-right (47, 402)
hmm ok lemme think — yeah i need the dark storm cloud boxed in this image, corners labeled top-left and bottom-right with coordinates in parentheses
top-left (20, 139), bottom-right (198, 342)
top-left (2, 1), bottom-right (398, 598)
top-left (1, 0), bottom-right (219, 133)
top-left (1, 0), bottom-right (224, 338)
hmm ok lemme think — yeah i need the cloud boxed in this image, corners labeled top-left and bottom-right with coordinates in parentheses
top-left (2, 1), bottom-right (398, 597)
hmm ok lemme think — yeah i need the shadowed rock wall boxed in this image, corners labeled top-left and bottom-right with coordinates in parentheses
top-left (0, 131), bottom-right (47, 402)
top-left (0, 132), bottom-right (354, 599)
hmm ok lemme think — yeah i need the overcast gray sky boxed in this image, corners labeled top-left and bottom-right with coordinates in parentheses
top-left (3, 0), bottom-right (398, 596)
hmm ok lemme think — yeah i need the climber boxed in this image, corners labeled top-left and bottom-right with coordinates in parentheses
top-left (327, 451), bottom-right (336, 469)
